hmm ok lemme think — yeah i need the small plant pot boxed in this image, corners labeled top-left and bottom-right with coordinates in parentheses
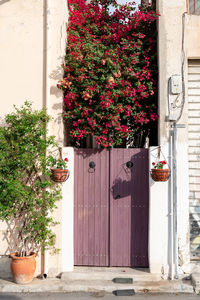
top-left (151, 169), bottom-right (169, 182)
top-left (51, 169), bottom-right (69, 182)
top-left (10, 252), bottom-right (36, 284)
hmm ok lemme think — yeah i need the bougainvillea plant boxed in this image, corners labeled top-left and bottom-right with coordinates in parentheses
top-left (58, 0), bottom-right (159, 147)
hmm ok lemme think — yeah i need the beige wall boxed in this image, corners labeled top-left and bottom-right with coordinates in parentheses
top-left (0, 0), bottom-right (68, 277)
top-left (0, 0), bottom-right (44, 115)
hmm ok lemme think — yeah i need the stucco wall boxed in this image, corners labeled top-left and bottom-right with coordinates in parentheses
top-left (152, 0), bottom-right (191, 277)
top-left (0, 0), bottom-right (68, 278)
top-left (154, 0), bottom-right (200, 277)
top-left (0, 0), bottom-right (43, 115)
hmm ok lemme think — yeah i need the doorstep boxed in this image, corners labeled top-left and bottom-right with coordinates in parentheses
top-left (0, 267), bottom-right (194, 294)
top-left (60, 267), bottom-right (193, 294)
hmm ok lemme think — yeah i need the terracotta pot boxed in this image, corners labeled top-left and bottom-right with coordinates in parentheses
top-left (151, 169), bottom-right (169, 182)
top-left (10, 252), bottom-right (36, 284)
top-left (51, 169), bottom-right (69, 182)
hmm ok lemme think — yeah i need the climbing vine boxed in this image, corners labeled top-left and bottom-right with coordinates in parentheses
top-left (58, 0), bottom-right (158, 147)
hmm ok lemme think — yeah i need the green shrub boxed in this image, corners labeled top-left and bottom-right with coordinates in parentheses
top-left (0, 102), bottom-right (61, 257)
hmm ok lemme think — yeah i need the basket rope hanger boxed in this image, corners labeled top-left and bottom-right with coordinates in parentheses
top-left (151, 145), bottom-right (171, 171)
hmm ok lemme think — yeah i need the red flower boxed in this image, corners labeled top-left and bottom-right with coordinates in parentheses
top-left (59, 0), bottom-right (158, 147)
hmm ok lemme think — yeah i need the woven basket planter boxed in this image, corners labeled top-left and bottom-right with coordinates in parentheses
top-left (151, 169), bottom-right (169, 182)
top-left (51, 169), bottom-right (69, 183)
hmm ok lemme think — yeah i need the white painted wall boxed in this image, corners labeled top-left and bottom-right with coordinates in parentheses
top-left (61, 147), bottom-right (74, 272)
top-left (149, 146), bottom-right (171, 276)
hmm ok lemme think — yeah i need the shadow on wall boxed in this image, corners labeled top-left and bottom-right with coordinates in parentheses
top-left (0, 256), bottom-right (12, 279)
top-left (0, 221), bottom-right (22, 279)
top-left (2, 221), bottom-right (19, 256)
top-left (0, 0), bottom-right (10, 5)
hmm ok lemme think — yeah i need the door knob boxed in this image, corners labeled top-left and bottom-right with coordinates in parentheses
top-left (89, 161), bottom-right (96, 169)
top-left (126, 161), bottom-right (133, 169)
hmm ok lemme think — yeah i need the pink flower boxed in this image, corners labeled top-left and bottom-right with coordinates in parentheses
top-left (113, 71), bottom-right (121, 78)
top-left (82, 91), bottom-right (92, 100)
top-left (107, 76), bottom-right (115, 85)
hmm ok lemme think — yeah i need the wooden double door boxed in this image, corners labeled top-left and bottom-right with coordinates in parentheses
top-left (74, 148), bottom-right (149, 267)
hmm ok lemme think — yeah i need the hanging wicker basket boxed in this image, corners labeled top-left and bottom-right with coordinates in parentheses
top-left (151, 169), bottom-right (170, 182)
top-left (51, 169), bottom-right (69, 183)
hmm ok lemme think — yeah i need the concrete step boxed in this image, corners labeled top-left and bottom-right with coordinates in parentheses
top-left (61, 267), bottom-right (162, 282)
top-left (0, 278), bottom-right (194, 294)
top-left (60, 279), bottom-right (194, 294)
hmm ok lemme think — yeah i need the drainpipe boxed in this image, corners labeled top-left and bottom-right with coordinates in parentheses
top-left (171, 123), bottom-right (185, 279)
top-left (169, 129), bottom-right (174, 280)
top-left (172, 123), bottom-right (178, 279)
top-left (43, 0), bottom-right (51, 278)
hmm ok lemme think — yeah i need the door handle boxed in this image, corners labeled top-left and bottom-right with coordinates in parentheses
top-left (89, 161), bottom-right (96, 169)
top-left (126, 161), bottom-right (133, 169)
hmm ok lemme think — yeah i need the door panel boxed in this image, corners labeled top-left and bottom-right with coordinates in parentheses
top-left (109, 149), bottom-right (149, 267)
top-left (74, 149), bottom-right (109, 266)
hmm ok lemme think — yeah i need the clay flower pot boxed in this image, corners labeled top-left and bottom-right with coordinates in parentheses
top-left (10, 252), bottom-right (36, 284)
top-left (51, 168), bottom-right (69, 182)
top-left (151, 169), bottom-right (169, 182)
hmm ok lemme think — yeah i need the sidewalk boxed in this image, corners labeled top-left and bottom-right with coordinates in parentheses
top-left (0, 267), bottom-right (195, 294)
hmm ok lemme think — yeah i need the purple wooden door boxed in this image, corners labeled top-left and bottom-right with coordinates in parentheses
top-left (74, 148), bottom-right (149, 267)
top-left (110, 149), bottom-right (149, 267)
top-left (74, 149), bottom-right (110, 266)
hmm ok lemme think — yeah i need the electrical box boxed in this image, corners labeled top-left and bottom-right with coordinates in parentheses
top-left (170, 75), bottom-right (182, 95)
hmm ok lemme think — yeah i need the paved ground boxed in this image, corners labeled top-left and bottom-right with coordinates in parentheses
top-left (0, 292), bottom-right (199, 300)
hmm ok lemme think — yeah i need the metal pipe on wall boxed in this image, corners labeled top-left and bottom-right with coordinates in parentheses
top-left (169, 128), bottom-right (174, 280)
top-left (172, 124), bottom-right (179, 279)
top-left (43, 0), bottom-right (51, 278)
top-left (171, 123), bottom-right (185, 279)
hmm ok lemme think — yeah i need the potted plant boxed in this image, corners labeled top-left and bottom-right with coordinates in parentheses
top-left (49, 157), bottom-right (69, 183)
top-left (151, 160), bottom-right (169, 182)
top-left (0, 102), bottom-right (61, 284)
